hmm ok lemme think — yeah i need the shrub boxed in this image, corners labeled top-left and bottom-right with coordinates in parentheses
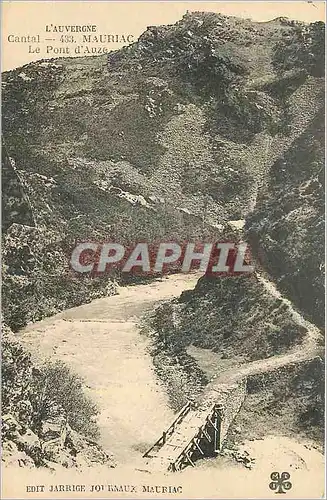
top-left (32, 360), bottom-right (100, 440)
top-left (2, 336), bottom-right (100, 440)
top-left (2, 334), bottom-right (34, 416)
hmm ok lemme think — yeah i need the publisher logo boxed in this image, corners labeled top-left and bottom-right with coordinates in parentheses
top-left (269, 472), bottom-right (292, 494)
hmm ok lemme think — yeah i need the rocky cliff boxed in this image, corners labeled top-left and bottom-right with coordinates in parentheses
top-left (246, 109), bottom-right (324, 328)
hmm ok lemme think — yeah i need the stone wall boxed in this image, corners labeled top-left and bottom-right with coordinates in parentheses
top-left (219, 380), bottom-right (247, 445)
top-left (197, 378), bottom-right (247, 448)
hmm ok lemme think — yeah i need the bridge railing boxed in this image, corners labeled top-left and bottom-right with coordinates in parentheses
top-left (143, 401), bottom-right (192, 458)
top-left (168, 404), bottom-right (222, 471)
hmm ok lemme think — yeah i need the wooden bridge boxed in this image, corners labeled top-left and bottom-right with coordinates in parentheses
top-left (143, 381), bottom-right (247, 472)
top-left (143, 349), bottom-right (322, 472)
top-left (143, 401), bottom-right (223, 472)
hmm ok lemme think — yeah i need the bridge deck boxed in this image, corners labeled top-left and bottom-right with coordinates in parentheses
top-left (144, 404), bottom-right (221, 472)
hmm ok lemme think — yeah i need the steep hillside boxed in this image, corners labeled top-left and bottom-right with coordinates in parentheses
top-left (227, 358), bottom-right (324, 446)
top-left (150, 274), bottom-right (308, 363)
top-left (136, 13), bottom-right (325, 447)
top-left (2, 12), bottom-right (324, 332)
top-left (246, 109), bottom-right (325, 328)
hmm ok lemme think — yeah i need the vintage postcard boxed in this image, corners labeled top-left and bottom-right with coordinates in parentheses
top-left (1, 1), bottom-right (325, 498)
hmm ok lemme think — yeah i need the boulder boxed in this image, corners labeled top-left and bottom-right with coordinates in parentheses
top-left (66, 427), bottom-right (115, 467)
top-left (2, 441), bottom-right (35, 468)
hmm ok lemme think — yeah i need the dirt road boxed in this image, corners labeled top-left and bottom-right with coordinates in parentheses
top-left (19, 273), bottom-right (200, 466)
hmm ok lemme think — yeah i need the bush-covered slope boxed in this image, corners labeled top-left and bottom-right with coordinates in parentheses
top-left (226, 358), bottom-right (324, 447)
top-left (149, 273), bottom-right (308, 362)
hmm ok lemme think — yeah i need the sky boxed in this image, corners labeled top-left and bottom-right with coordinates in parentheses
top-left (2, 1), bottom-right (326, 71)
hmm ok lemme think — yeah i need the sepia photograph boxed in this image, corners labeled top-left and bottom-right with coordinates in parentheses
top-left (1, 1), bottom-right (325, 498)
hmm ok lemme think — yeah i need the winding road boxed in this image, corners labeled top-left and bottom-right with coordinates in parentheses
top-left (18, 269), bottom-right (323, 468)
